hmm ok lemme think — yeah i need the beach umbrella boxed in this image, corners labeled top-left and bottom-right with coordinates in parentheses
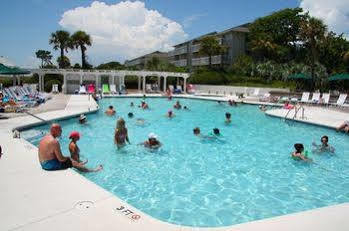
top-left (0, 63), bottom-right (31, 86)
top-left (328, 73), bottom-right (349, 81)
top-left (287, 73), bottom-right (312, 80)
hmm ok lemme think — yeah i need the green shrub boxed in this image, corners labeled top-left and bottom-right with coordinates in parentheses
top-left (189, 70), bottom-right (228, 85)
top-left (44, 79), bottom-right (62, 92)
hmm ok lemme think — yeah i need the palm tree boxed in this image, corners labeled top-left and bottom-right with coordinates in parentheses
top-left (299, 16), bottom-right (327, 87)
top-left (49, 30), bottom-right (72, 69)
top-left (35, 50), bottom-right (53, 68)
top-left (71, 31), bottom-right (92, 69)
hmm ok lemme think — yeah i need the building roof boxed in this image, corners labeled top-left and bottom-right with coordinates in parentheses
top-left (125, 51), bottom-right (167, 63)
top-left (172, 23), bottom-right (250, 48)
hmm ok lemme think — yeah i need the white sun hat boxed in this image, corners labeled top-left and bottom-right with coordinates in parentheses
top-left (148, 132), bottom-right (158, 139)
top-left (79, 114), bottom-right (86, 120)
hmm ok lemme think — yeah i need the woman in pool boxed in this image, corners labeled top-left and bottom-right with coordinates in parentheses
top-left (228, 99), bottom-right (237, 106)
top-left (114, 118), bottom-right (130, 149)
top-left (291, 143), bottom-right (312, 162)
top-left (141, 133), bottom-right (161, 149)
top-left (140, 101), bottom-right (149, 109)
top-left (174, 100), bottom-right (182, 109)
top-left (68, 131), bottom-right (87, 164)
top-left (312, 136), bottom-right (335, 153)
top-left (225, 112), bottom-right (231, 124)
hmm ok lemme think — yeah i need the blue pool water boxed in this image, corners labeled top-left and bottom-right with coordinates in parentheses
top-left (23, 98), bottom-right (349, 227)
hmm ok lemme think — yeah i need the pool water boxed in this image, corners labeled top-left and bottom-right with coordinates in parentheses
top-left (23, 98), bottom-right (349, 227)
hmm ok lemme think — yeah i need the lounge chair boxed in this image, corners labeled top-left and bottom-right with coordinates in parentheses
top-left (102, 84), bottom-right (110, 95)
top-left (251, 88), bottom-right (260, 97)
top-left (320, 93), bottom-right (330, 105)
top-left (300, 92), bottom-right (310, 104)
top-left (145, 84), bottom-right (153, 93)
top-left (333, 94), bottom-right (347, 107)
top-left (168, 85), bottom-right (175, 93)
top-left (52, 84), bottom-right (59, 94)
top-left (176, 85), bottom-right (183, 93)
top-left (78, 85), bottom-right (87, 94)
top-left (110, 84), bottom-right (118, 95)
top-left (87, 84), bottom-right (95, 94)
top-left (309, 92), bottom-right (320, 104)
top-left (173, 85), bottom-right (182, 94)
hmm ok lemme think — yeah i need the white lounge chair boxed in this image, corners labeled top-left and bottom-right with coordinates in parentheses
top-left (309, 92), bottom-right (320, 104)
top-left (300, 92), bottom-right (310, 103)
top-left (52, 84), bottom-right (59, 94)
top-left (333, 94), bottom-right (347, 107)
top-left (251, 88), bottom-right (260, 97)
top-left (145, 84), bottom-right (153, 93)
top-left (259, 93), bottom-right (271, 102)
top-left (320, 93), bottom-right (330, 105)
top-left (78, 85), bottom-right (87, 94)
top-left (110, 84), bottom-right (118, 94)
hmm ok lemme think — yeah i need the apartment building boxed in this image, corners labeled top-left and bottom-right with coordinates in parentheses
top-left (168, 24), bottom-right (249, 70)
top-left (124, 51), bottom-right (168, 69)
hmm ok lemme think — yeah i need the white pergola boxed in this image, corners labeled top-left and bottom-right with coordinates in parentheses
top-left (30, 69), bottom-right (190, 94)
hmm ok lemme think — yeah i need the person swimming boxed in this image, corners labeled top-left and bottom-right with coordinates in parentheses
top-left (105, 105), bottom-right (116, 116)
top-left (225, 112), bottom-right (231, 124)
top-left (114, 118), bottom-right (130, 149)
top-left (228, 99), bottom-right (237, 106)
top-left (291, 143), bottom-right (312, 162)
top-left (140, 101), bottom-right (149, 109)
top-left (130, 102), bottom-right (134, 107)
top-left (79, 114), bottom-right (87, 124)
top-left (183, 106), bottom-right (189, 110)
top-left (213, 128), bottom-right (220, 136)
top-left (128, 112), bottom-right (134, 118)
top-left (174, 101), bottom-right (182, 109)
top-left (167, 110), bottom-right (175, 118)
top-left (259, 105), bottom-right (267, 111)
top-left (312, 135), bottom-right (335, 153)
top-left (141, 133), bottom-right (162, 149)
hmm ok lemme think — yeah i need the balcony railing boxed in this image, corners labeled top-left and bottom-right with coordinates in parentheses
top-left (191, 44), bottom-right (200, 53)
top-left (192, 55), bottom-right (221, 66)
top-left (168, 46), bottom-right (188, 57)
top-left (170, 59), bottom-right (187, 67)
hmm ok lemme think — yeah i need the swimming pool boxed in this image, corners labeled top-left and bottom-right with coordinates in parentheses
top-left (22, 97), bottom-right (349, 227)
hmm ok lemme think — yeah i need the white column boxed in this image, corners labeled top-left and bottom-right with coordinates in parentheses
top-left (183, 78), bottom-right (187, 94)
top-left (63, 74), bottom-right (67, 94)
top-left (118, 75), bottom-right (122, 91)
top-left (163, 76), bottom-right (167, 92)
top-left (13, 75), bottom-right (16, 86)
top-left (95, 75), bottom-right (99, 92)
top-left (157, 76), bottom-right (161, 88)
top-left (112, 75), bottom-right (115, 85)
top-left (137, 76), bottom-right (141, 91)
top-left (80, 74), bottom-right (83, 85)
top-left (41, 74), bottom-right (45, 92)
top-left (38, 74), bottom-right (41, 91)
top-left (142, 76), bottom-right (146, 93)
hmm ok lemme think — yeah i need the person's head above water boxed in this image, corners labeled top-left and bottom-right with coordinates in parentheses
top-left (294, 143), bottom-right (304, 153)
top-left (213, 128), bottom-right (220, 135)
top-left (225, 112), bottom-right (231, 119)
top-left (321, 135), bottom-right (329, 145)
top-left (168, 110), bottom-right (173, 116)
top-left (50, 123), bottom-right (62, 138)
top-left (193, 127), bottom-right (200, 135)
top-left (109, 105), bottom-right (114, 110)
top-left (128, 112), bottom-right (134, 118)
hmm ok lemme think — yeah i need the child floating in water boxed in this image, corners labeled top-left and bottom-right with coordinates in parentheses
top-left (312, 136), bottom-right (335, 154)
top-left (291, 143), bottom-right (312, 162)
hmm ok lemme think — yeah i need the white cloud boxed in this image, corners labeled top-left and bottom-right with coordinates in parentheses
top-left (300, 0), bottom-right (349, 38)
top-left (59, 1), bottom-right (188, 64)
top-left (182, 14), bottom-right (206, 28)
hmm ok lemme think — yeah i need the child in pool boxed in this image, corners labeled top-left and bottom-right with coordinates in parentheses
top-left (291, 143), bottom-right (312, 162)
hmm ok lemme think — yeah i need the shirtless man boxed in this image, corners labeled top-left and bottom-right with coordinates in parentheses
top-left (105, 105), bottom-right (116, 116)
top-left (38, 124), bottom-right (102, 172)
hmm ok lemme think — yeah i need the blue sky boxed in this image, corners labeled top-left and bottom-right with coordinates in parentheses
top-left (0, 0), bottom-right (347, 67)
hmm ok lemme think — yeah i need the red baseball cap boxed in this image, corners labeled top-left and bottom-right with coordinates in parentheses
top-left (69, 131), bottom-right (80, 139)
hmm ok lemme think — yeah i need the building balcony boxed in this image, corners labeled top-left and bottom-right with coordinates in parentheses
top-left (191, 44), bottom-right (201, 53)
top-left (192, 55), bottom-right (222, 66)
top-left (170, 59), bottom-right (187, 67)
top-left (168, 46), bottom-right (188, 57)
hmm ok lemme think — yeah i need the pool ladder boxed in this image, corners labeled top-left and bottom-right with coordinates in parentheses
top-left (284, 105), bottom-right (306, 121)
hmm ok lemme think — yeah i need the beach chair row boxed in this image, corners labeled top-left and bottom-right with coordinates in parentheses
top-left (77, 84), bottom-right (127, 95)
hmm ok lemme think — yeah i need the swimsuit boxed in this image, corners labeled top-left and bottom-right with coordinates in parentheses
top-left (40, 158), bottom-right (72, 171)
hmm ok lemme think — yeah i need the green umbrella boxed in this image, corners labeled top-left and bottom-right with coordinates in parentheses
top-left (287, 73), bottom-right (312, 80)
top-left (0, 63), bottom-right (30, 75)
top-left (328, 73), bottom-right (349, 81)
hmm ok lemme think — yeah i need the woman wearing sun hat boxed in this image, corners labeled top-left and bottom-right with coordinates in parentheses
top-left (142, 133), bottom-right (161, 149)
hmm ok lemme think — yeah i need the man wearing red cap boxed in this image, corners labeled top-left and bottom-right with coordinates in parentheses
top-left (38, 123), bottom-right (102, 172)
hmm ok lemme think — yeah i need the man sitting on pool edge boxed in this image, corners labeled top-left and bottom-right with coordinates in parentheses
top-left (38, 123), bottom-right (102, 172)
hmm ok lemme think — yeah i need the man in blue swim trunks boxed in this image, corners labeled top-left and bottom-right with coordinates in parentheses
top-left (38, 123), bottom-right (102, 172)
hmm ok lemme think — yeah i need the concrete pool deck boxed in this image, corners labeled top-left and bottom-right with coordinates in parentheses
top-left (1, 94), bottom-right (348, 231)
